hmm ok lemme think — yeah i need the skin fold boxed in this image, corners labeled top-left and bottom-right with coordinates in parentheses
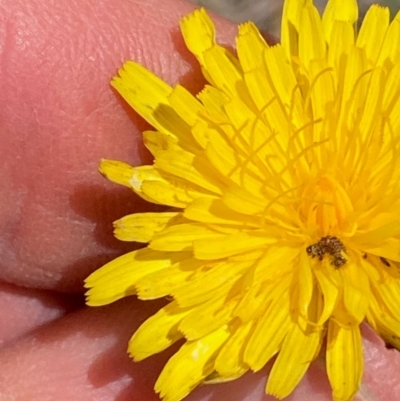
top-left (0, 0), bottom-right (399, 399)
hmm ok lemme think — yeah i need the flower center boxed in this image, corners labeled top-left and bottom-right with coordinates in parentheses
top-left (300, 173), bottom-right (354, 236)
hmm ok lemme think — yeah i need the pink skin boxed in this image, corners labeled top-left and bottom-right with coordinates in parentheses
top-left (0, 0), bottom-right (399, 399)
top-left (0, 282), bottom-right (81, 347)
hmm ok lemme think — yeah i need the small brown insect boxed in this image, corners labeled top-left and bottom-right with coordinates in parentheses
top-left (380, 257), bottom-right (391, 267)
top-left (306, 236), bottom-right (347, 268)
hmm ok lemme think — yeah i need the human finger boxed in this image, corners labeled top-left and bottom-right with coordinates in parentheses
top-left (0, 0), bottom-right (237, 291)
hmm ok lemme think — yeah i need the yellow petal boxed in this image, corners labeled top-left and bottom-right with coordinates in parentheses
top-left (314, 266), bottom-right (340, 326)
top-left (129, 302), bottom-right (189, 361)
top-left (111, 61), bottom-right (172, 130)
top-left (148, 104), bottom-right (195, 150)
top-left (299, 2), bottom-right (326, 67)
top-left (352, 222), bottom-right (400, 262)
top-left (377, 10), bottom-right (400, 65)
top-left (244, 276), bottom-right (292, 371)
top-left (266, 321), bottom-right (322, 399)
top-left (134, 258), bottom-right (203, 300)
top-left (357, 68), bottom-right (384, 142)
top-left (85, 249), bottom-right (188, 306)
top-left (167, 84), bottom-right (204, 126)
top-left (184, 197), bottom-right (259, 227)
top-left (236, 22), bottom-right (268, 72)
top-left (382, 62), bottom-right (400, 134)
top-left (232, 280), bottom-right (272, 323)
top-left (154, 148), bottom-right (224, 195)
top-left (196, 85), bottom-right (229, 124)
top-left (202, 44), bottom-right (243, 98)
top-left (264, 44), bottom-right (301, 112)
top-left (214, 320), bottom-right (253, 377)
top-left (327, 20), bottom-right (354, 66)
top-left (322, 0), bottom-right (358, 44)
top-left (99, 159), bottom-right (167, 205)
top-left (326, 321), bottom-right (363, 401)
top-left (370, 278), bottom-right (400, 323)
top-left (334, 260), bottom-right (370, 327)
top-left (359, 254), bottom-right (386, 282)
top-left (308, 58), bottom-right (335, 121)
top-left (336, 47), bottom-right (368, 134)
top-left (338, 259), bottom-right (370, 326)
top-left (180, 8), bottom-right (215, 66)
top-left (205, 128), bottom-right (267, 193)
top-left (150, 222), bottom-right (226, 252)
top-left (194, 231), bottom-right (276, 260)
top-left (281, 0), bottom-right (307, 59)
top-left (178, 295), bottom-right (239, 340)
top-left (356, 5), bottom-right (390, 64)
top-left (172, 259), bottom-right (250, 307)
top-left (113, 67), bottom-right (198, 151)
top-left (222, 185), bottom-right (266, 215)
top-left (243, 67), bottom-right (280, 119)
top-left (155, 326), bottom-right (230, 401)
top-left (99, 159), bottom-right (144, 190)
top-left (140, 175), bottom-right (216, 208)
top-left (291, 249), bottom-right (314, 322)
top-left (367, 294), bottom-right (400, 349)
top-left (113, 212), bottom-right (183, 242)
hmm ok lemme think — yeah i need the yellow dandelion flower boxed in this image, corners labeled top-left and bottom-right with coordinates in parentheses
top-left (85, 0), bottom-right (400, 400)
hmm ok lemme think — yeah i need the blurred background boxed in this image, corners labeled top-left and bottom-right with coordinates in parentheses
top-left (188, 0), bottom-right (400, 35)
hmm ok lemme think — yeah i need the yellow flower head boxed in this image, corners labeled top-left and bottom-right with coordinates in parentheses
top-left (85, 1), bottom-right (400, 400)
